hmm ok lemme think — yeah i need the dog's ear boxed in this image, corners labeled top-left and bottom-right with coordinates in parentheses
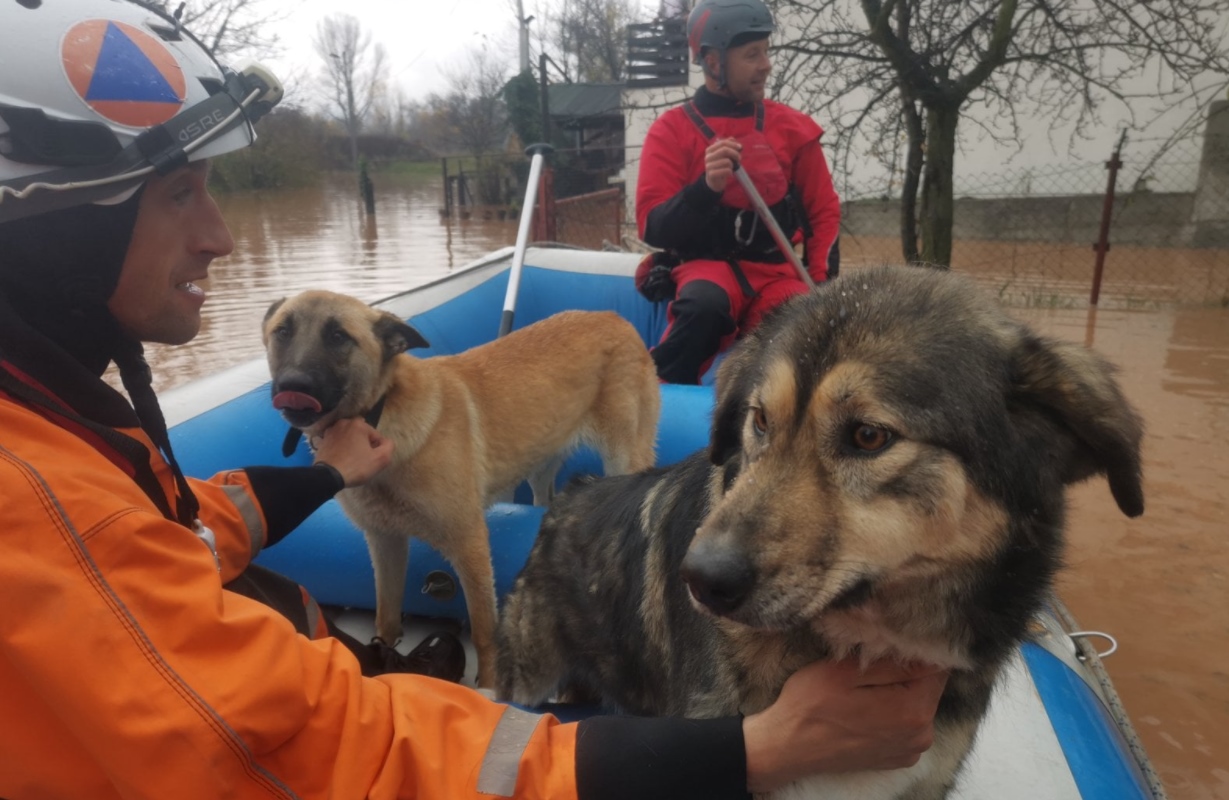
top-left (709, 343), bottom-right (760, 466)
top-left (1010, 334), bottom-right (1144, 517)
top-left (262, 298), bottom-right (285, 328)
top-left (373, 313), bottom-right (430, 361)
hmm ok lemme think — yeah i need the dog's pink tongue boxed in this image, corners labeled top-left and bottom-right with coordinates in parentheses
top-left (272, 391), bottom-right (323, 412)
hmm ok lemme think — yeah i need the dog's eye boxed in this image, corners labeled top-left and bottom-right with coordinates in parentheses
top-left (328, 329), bottom-right (352, 346)
top-left (273, 324), bottom-right (290, 340)
top-left (751, 406), bottom-right (768, 436)
top-left (849, 424), bottom-right (894, 453)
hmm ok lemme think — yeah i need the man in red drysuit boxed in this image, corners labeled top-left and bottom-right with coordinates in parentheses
top-left (636, 0), bottom-right (841, 384)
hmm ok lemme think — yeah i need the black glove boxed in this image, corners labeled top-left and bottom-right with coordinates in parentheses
top-left (635, 252), bottom-right (681, 303)
top-left (643, 262), bottom-right (677, 303)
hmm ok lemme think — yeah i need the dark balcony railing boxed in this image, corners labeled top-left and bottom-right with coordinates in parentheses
top-left (626, 17), bottom-right (690, 88)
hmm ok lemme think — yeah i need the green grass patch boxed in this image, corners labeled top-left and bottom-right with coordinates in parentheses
top-left (377, 159), bottom-right (447, 177)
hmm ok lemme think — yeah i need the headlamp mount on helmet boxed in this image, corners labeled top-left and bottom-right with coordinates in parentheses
top-left (0, 0), bottom-right (284, 223)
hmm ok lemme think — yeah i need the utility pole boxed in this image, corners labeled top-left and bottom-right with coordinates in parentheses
top-left (516, 0), bottom-right (531, 72)
top-left (539, 52), bottom-right (551, 145)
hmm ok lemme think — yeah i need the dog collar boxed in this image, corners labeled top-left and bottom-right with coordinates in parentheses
top-left (280, 393), bottom-right (388, 458)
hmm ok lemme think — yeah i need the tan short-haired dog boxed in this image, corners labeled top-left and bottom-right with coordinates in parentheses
top-left (263, 291), bottom-right (660, 687)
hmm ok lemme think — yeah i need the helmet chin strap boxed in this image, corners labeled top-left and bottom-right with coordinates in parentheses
top-left (703, 50), bottom-right (729, 90)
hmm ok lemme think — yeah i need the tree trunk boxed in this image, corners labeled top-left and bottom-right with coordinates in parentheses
top-left (345, 81), bottom-right (359, 172)
top-left (900, 98), bottom-right (924, 264)
top-left (919, 104), bottom-right (958, 268)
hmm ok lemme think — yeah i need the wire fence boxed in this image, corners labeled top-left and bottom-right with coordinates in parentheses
top-left (837, 127), bottom-right (1229, 308)
top-left (441, 106), bottom-right (1229, 308)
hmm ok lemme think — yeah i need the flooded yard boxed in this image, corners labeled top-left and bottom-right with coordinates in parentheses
top-left (1013, 304), bottom-right (1229, 799)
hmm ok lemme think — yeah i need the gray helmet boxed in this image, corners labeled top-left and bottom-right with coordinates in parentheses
top-left (686, 0), bottom-right (775, 65)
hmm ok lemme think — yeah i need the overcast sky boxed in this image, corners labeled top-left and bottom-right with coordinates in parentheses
top-left (260, 0), bottom-right (522, 107)
top-left (241, 0), bottom-right (1225, 192)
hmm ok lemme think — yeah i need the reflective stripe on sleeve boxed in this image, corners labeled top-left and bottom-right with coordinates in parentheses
top-left (477, 705), bottom-right (544, 796)
top-left (299, 586), bottom-right (329, 639)
top-left (221, 482), bottom-right (265, 557)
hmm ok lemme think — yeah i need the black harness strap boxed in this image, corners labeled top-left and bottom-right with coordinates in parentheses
top-left (113, 348), bottom-right (200, 528)
top-left (681, 100), bottom-right (764, 137)
top-left (724, 257), bottom-right (758, 299)
top-left (365, 393), bottom-right (388, 428)
top-left (280, 427), bottom-right (300, 458)
top-left (682, 101), bottom-right (716, 139)
top-left (681, 100), bottom-right (768, 300)
top-left (791, 184), bottom-right (813, 240)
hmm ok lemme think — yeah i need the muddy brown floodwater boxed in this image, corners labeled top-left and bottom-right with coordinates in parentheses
top-left (1008, 304), bottom-right (1229, 800)
top-left (136, 172), bottom-right (520, 394)
top-left (143, 173), bottom-right (1228, 799)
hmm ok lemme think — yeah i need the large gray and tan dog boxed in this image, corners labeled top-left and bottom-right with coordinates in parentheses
top-left (263, 290), bottom-right (660, 687)
top-left (496, 265), bottom-right (1144, 799)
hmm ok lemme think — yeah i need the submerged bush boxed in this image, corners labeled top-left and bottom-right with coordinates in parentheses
top-left (210, 108), bottom-right (328, 192)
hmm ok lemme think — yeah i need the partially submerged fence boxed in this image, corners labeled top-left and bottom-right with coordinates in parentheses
top-left (441, 146), bottom-right (627, 251)
top-left (837, 107), bottom-right (1229, 308)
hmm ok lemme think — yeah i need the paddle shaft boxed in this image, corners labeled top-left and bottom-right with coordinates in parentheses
top-left (731, 164), bottom-right (816, 290)
top-left (499, 145), bottom-right (552, 338)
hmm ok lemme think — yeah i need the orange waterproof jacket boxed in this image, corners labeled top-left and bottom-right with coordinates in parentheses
top-left (0, 386), bottom-right (589, 799)
top-left (0, 281), bottom-right (751, 800)
top-left (0, 367), bottom-right (751, 800)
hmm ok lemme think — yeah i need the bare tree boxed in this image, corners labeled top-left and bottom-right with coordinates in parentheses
top-left (533, 0), bottom-right (644, 82)
top-left (146, 0), bottom-right (285, 59)
top-left (770, 0), bottom-right (1229, 267)
top-left (313, 14), bottom-right (388, 171)
top-left (366, 82), bottom-right (411, 138)
top-left (401, 96), bottom-right (452, 153)
top-left (441, 47), bottom-right (512, 157)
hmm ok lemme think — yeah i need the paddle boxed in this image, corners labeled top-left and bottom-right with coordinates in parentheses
top-left (499, 143), bottom-right (555, 338)
top-left (731, 162), bottom-right (817, 290)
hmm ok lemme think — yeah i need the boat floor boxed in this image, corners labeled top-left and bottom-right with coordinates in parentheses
top-left (330, 608), bottom-right (1084, 798)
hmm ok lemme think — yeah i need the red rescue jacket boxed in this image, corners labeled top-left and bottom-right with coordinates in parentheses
top-left (636, 88), bottom-right (841, 283)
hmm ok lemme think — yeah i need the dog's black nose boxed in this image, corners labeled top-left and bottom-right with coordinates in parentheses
top-left (680, 538), bottom-right (755, 616)
top-left (273, 370), bottom-right (316, 396)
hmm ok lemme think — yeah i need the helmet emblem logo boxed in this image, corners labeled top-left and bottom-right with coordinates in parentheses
top-left (61, 20), bottom-right (186, 128)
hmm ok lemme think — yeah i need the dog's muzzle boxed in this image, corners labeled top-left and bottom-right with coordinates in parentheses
top-left (270, 370), bottom-right (330, 429)
top-left (680, 538), bottom-right (756, 616)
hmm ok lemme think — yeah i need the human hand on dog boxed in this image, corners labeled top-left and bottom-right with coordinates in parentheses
top-left (743, 658), bottom-right (949, 792)
top-left (311, 417), bottom-right (394, 487)
top-left (705, 137), bottom-right (742, 193)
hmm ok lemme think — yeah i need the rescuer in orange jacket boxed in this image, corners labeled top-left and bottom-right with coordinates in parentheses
top-left (635, 0), bottom-right (842, 384)
top-left (0, 2), bottom-right (947, 798)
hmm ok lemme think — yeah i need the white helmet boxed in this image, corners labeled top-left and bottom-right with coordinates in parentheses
top-left (0, 0), bottom-right (283, 223)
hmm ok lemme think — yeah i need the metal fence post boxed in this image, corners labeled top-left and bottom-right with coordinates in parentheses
top-left (539, 53), bottom-right (551, 145)
top-left (1090, 130), bottom-right (1127, 306)
top-left (532, 166), bottom-right (556, 242)
top-left (615, 185), bottom-right (624, 244)
top-left (441, 157), bottom-right (450, 217)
